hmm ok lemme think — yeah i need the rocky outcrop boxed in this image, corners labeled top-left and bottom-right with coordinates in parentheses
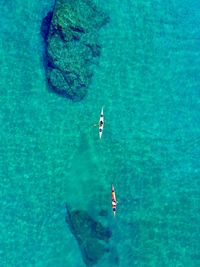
top-left (65, 205), bottom-right (111, 266)
top-left (41, 0), bottom-right (109, 101)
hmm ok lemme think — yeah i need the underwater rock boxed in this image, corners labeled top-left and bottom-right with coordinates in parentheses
top-left (65, 205), bottom-right (111, 266)
top-left (41, 11), bottom-right (53, 41)
top-left (42, 0), bottom-right (109, 101)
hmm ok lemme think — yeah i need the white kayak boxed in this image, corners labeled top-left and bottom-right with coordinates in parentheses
top-left (99, 107), bottom-right (104, 139)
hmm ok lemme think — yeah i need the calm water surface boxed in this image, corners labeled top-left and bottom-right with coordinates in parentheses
top-left (0, 0), bottom-right (200, 266)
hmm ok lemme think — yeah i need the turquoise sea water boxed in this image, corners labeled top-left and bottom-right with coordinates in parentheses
top-left (0, 0), bottom-right (200, 266)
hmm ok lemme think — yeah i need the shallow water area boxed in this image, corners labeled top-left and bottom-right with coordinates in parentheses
top-left (0, 0), bottom-right (200, 266)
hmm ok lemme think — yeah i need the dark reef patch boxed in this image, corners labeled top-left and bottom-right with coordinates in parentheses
top-left (65, 204), bottom-right (111, 266)
top-left (41, 0), bottom-right (109, 101)
top-left (41, 11), bottom-right (53, 41)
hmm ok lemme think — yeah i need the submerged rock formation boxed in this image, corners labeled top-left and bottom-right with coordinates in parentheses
top-left (65, 205), bottom-right (111, 266)
top-left (41, 0), bottom-right (109, 101)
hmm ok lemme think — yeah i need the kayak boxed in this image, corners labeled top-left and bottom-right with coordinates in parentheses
top-left (111, 184), bottom-right (117, 216)
top-left (99, 107), bottom-right (104, 139)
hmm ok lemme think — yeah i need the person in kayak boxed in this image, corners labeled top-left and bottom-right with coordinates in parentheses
top-left (112, 200), bottom-right (116, 206)
top-left (99, 120), bottom-right (103, 127)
